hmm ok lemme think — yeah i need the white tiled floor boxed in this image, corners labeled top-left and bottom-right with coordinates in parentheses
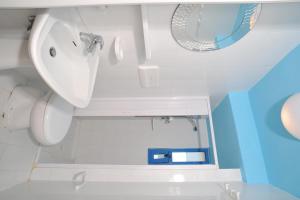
top-left (0, 145), bottom-right (36, 171)
top-left (0, 170), bottom-right (30, 191)
top-left (0, 128), bottom-right (38, 191)
top-left (0, 143), bottom-right (7, 158)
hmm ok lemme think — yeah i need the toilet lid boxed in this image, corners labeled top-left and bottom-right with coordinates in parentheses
top-left (43, 94), bottom-right (74, 145)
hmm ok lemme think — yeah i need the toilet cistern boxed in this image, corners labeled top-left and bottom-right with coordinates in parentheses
top-left (2, 86), bottom-right (73, 146)
top-left (31, 93), bottom-right (73, 146)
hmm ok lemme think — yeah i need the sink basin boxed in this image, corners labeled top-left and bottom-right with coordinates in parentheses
top-left (29, 8), bottom-right (100, 108)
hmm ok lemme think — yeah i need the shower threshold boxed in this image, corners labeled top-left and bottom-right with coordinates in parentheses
top-left (30, 161), bottom-right (242, 183)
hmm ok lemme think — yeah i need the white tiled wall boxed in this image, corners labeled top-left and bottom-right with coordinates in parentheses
top-left (0, 128), bottom-right (38, 191)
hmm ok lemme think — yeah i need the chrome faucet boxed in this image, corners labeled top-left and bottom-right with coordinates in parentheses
top-left (80, 32), bottom-right (104, 53)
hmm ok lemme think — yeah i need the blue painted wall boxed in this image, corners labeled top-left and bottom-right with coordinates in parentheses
top-left (228, 92), bottom-right (268, 184)
top-left (213, 44), bottom-right (300, 197)
top-left (213, 96), bottom-right (242, 169)
top-left (248, 45), bottom-right (300, 197)
top-left (213, 93), bottom-right (268, 183)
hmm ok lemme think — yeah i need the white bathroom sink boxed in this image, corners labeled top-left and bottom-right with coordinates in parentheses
top-left (29, 8), bottom-right (100, 108)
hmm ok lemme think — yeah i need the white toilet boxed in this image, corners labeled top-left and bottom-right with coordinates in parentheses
top-left (2, 86), bottom-right (73, 146)
top-left (30, 92), bottom-right (74, 146)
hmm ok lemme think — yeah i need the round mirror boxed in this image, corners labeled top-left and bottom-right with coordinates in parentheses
top-left (171, 4), bottom-right (261, 51)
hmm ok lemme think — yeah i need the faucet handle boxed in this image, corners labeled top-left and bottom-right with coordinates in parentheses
top-left (79, 32), bottom-right (93, 43)
top-left (93, 34), bottom-right (104, 50)
top-left (80, 32), bottom-right (104, 53)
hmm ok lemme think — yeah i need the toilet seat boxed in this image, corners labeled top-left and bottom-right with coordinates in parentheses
top-left (30, 93), bottom-right (73, 146)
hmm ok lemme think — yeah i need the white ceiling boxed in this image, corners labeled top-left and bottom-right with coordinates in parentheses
top-left (1, 4), bottom-right (300, 108)
top-left (77, 3), bottom-right (300, 108)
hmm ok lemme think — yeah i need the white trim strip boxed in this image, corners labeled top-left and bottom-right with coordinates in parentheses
top-left (0, 0), bottom-right (299, 8)
top-left (141, 5), bottom-right (151, 61)
top-left (31, 164), bottom-right (242, 182)
top-left (74, 97), bottom-right (209, 116)
top-left (35, 163), bottom-right (218, 170)
top-left (207, 98), bottom-right (220, 168)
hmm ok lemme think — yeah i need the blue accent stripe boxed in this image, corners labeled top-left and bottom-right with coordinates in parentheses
top-left (215, 4), bottom-right (258, 49)
top-left (148, 148), bottom-right (210, 165)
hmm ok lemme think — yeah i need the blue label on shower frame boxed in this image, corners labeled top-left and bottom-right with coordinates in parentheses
top-left (148, 148), bottom-right (210, 165)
